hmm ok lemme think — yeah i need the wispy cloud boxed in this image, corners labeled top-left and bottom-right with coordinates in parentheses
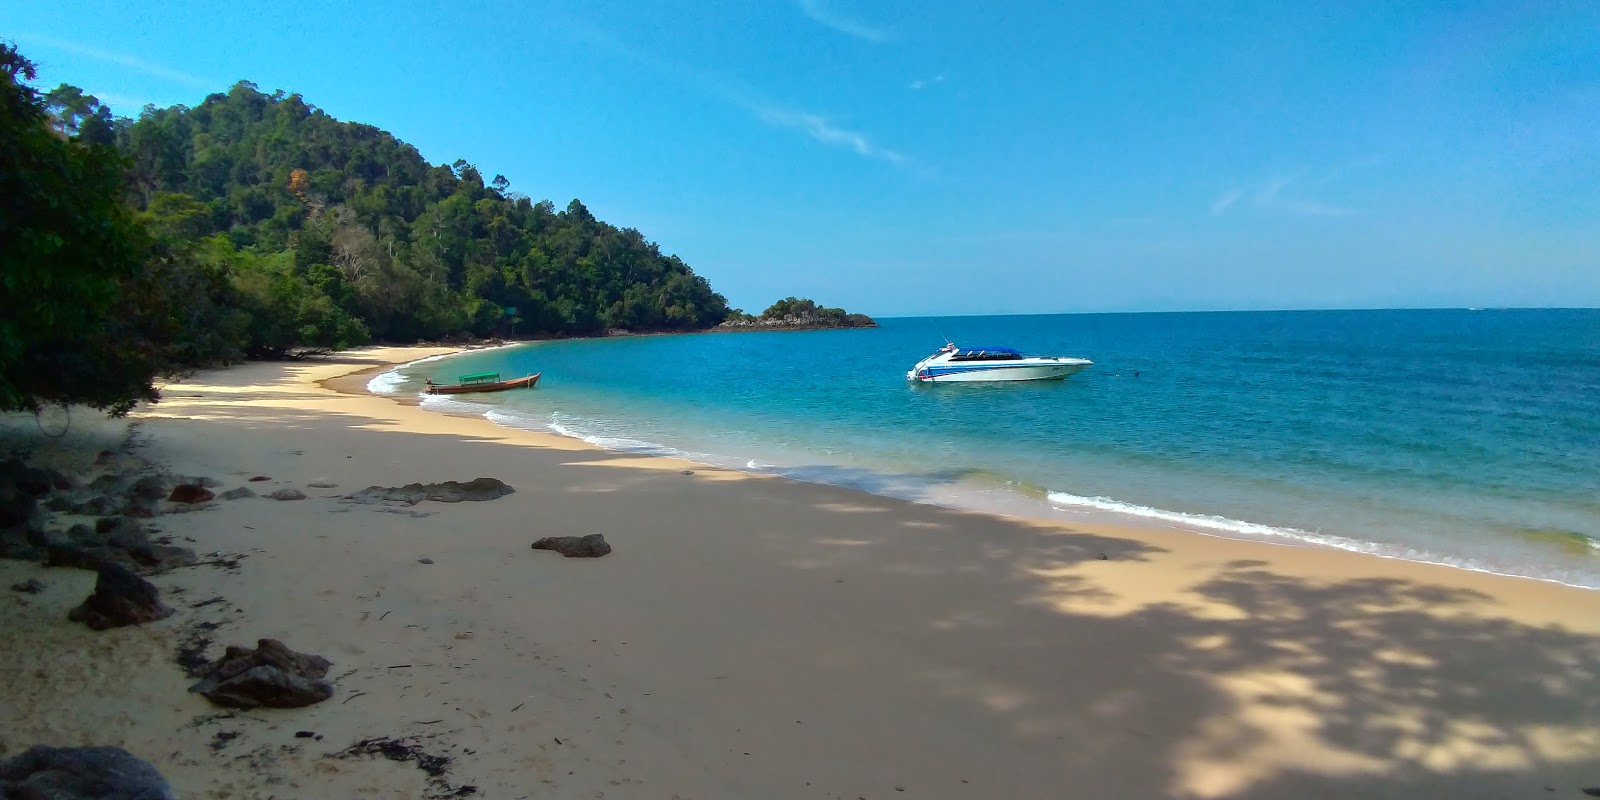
top-left (549, 15), bottom-right (916, 170)
top-left (909, 75), bottom-right (945, 91)
top-left (1212, 165), bottom-right (1369, 218)
top-left (798, 0), bottom-right (890, 42)
top-left (1210, 187), bottom-right (1245, 215)
top-left (22, 34), bottom-right (212, 88)
top-left (755, 107), bottom-right (908, 166)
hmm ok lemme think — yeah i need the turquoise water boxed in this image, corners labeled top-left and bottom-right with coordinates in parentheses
top-left (372, 309), bottom-right (1600, 587)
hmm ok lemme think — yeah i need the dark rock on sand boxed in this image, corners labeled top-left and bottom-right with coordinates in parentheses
top-left (190, 639), bottom-right (335, 708)
top-left (531, 533), bottom-right (612, 558)
top-left (68, 562), bottom-right (175, 630)
top-left (11, 578), bottom-right (45, 593)
top-left (127, 475), bottom-right (169, 501)
top-left (0, 518), bottom-right (47, 562)
top-left (0, 482), bottom-right (37, 528)
top-left (307, 481), bottom-right (339, 489)
top-left (347, 478), bottom-right (514, 506)
top-left (219, 487), bottom-right (256, 500)
top-left (247, 475), bottom-right (271, 482)
top-left (42, 516), bottom-right (195, 574)
top-left (0, 745), bottom-right (174, 800)
top-left (268, 488), bottom-right (306, 501)
top-left (0, 459), bottom-right (71, 497)
top-left (167, 484), bottom-right (215, 504)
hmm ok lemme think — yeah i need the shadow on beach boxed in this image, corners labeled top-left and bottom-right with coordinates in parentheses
top-left (14, 357), bottom-right (1596, 800)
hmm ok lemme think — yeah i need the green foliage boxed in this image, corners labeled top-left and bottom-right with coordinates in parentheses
top-left (725, 297), bottom-right (875, 328)
top-left (0, 43), bottom-right (164, 415)
top-left (115, 82), bottom-right (732, 340)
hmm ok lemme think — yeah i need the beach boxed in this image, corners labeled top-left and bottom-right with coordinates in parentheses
top-left (3, 345), bottom-right (1600, 799)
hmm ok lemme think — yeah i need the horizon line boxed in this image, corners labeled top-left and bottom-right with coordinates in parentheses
top-left (869, 305), bottom-right (1598, 320)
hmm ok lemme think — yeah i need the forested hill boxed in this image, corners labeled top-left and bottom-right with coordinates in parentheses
top-left (4, 41), bottom-right (869, 416)
top-left (118, 80), bottom-right (730, 342)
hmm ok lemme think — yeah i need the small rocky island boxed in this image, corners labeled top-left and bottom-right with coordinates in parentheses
top-left (715, 297), bottom-right (876, 331)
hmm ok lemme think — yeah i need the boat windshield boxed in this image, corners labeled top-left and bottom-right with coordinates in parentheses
top-left (949, 347), bottom-right (1022, 362)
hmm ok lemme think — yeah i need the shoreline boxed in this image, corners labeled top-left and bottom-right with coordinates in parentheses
top-left (5, 345), bottom-right (1600, 798)
top-left (360, 345), bottom-right (1600, 592)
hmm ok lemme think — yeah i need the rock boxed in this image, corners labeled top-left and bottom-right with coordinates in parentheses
top-left (10, 578), bottom-right (45, 593)
top-left (124, 496), bottom-right (159, 519)
top-left (43, 516), bottom-right (194, 574)
top-left (0, 481), bottom-right (37, 528)
top-left (0, 745), bottom-right (173, 800)
top-left (680, 470), bottom-right (694, 475)
top-left (219, 487), bottom-right (256, 500)
top-left (1584, 790), bottom-right (1600, 798)
top-left (189, 639), bottom-right (334, 708)
top-left (531, 533), bottom-right (612, 558)
top-left (347, 478), bottom-right (514, 506)
top-left (95, 516), bottom-right (145, 546)
top-left (267, 488), bottom-right (306, 501)
top-left (89, 474), bottom-right (124, 493)
top-left (0, 520), bottom-right (47, 562)
top-left (68, 563), bottom-right (175, 630)
top-left (247, 475), bottom-right (271, 482)
top-left (307, 481), bottom-right (339, 489)
top-left (0, 458), bottom-right (68, 498)
top-left (127, 475), bottom-right (169, 501)
top-left (167, 484), bottom-right (215, 504)
top-left (418, 557), bottom-right (434, 564)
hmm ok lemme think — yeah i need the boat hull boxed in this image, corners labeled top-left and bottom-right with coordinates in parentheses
top-left (426, 373), bottom-right (540, 394)
top-left (910, 361), bottom-right (1090, 383)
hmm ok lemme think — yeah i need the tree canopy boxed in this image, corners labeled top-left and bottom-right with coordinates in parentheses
top-left (0, 43), bottom-right (164, 415)
top-left (115, 81), bottom-right (731, 345)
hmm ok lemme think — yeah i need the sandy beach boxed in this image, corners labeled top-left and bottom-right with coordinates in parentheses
top-left (3, 345), bottom-right (1600, 799)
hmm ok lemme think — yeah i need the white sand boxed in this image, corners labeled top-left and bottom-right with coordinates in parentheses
top-left (3, 345), bottom-right (1599, 799)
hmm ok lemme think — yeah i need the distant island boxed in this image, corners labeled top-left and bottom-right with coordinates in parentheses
top-left (0, 42), bottom-right (870, 416)
top-left (716, 297), bottom-right (877, 331)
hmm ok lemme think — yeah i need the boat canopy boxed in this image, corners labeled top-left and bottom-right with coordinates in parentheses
top-left (954, 346), bottom-right (1021, 357)
top-left (458, 371), bottom-right (502, 385)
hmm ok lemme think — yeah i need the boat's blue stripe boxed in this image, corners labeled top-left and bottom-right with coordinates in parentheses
top-left (923, 364), bottom-right (1060, 376)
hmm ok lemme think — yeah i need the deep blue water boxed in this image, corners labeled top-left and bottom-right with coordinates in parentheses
top-left (372, 309), bottom-right (1600, 587)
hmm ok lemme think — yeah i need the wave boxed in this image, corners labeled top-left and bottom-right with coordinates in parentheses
top-left (366, 343), bottom-right (536, 395)
top-left (1045, 491), bottom-right (1599, 589)
top-left (494, 410), bottom-right (720, 465)
top-left (385, 375), bottom-right (1600, 591)
top-left (365, 351), bottom-right (459, 394)
top-left (1045, 491), bottom-right (1373, 550)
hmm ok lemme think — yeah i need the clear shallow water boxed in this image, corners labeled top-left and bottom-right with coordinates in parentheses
top-left (372, 309), bottom-right (1600, 587)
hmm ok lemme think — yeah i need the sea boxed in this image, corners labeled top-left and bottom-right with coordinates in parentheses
top-left (369, 309), bottom-right (1600, 588)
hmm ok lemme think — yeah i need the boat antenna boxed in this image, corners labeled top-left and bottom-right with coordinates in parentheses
top-left (925, 316), bottom-right (953, 347)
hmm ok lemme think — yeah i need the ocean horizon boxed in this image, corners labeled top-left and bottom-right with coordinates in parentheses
top-left (370, 308), bottom-right (1600, 589)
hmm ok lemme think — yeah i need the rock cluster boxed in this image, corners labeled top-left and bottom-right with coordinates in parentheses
top-left (346, 478), bottom-right (514, 506)
top-left (189, 639), bottom-right (335, 708)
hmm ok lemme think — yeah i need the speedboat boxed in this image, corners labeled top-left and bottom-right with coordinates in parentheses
top-left (906, 344), bottom-right (1091, 383)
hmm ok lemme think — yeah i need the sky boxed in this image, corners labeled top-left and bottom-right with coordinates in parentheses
top-left (7, 0), bottom-right (1599, 316)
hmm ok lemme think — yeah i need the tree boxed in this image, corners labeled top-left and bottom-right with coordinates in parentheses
top-left (0, 43), bottom-right (166, 415)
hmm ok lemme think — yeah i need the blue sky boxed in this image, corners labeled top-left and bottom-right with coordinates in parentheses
top-left (8, 1), bottom-right (1598, 315)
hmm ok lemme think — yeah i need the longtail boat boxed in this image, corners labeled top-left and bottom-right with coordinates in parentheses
top-left (424, 371), bottom-right (540, 395)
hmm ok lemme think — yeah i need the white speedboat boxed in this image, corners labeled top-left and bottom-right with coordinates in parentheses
top-left (907, 344), bottom-right (1092, 383)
